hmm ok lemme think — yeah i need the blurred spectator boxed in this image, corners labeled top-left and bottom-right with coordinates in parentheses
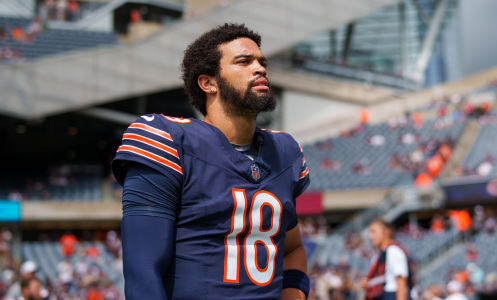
top-left (129, 8), bottom-right (141, 24)
top-left (413, 112), bottom-right (423, 128)
top-left (75, 258), bottom-right (88, 278)
top-left (10, 27), bottom-right (26, 42)
top-left (449, 210), bottom-right (472, 233)
top-left (388, 117), bottom-right (398, 130)
top-left (367, 134), bottom-right (385, 146)
top-left (5, 260), bottom-right (39, 299)
top-left (59, 231), bottom-right (77, 257)
top-left (482, 270), bottom-right (497, 294)
top-left (464, 243), bottom-right (479, 262)
top-left (43, 0), bottom-right (56, 21)
top-left (86, 244), bottom-right (100, 257)
top-left (444, 280), bottom-right (468, 300)
top-left (26, 17), bottom-right (43, 35)
top-left (473, 205), bottom-right (485, 232)
top-left (400, 133), bottom-right (418, 145)
top-left (20, 277), bottom-right (43, 300)
top-left (484, 212), bottom-right (496, 234)
top-left (57, 258), bottom-right (73, 286)
top-left (321, 157), bottom-right (342, 171)
top-left (87, 282), bottom-right (105, 300)
top-left (466, 263), bottom-right (484, 286)
top-left (0, 27), bottom-right (6, 40)
top-left (353, 159), bottom-right (371, 175)
top-left (56, 0), bottom-right (67, 21)
top-left (476, 155), bottom-right (494, 177)
top-left (105, 230), bottom-right (121, 258)
top-left (66, 0), bottom-right (79, 21)
top-left (430, 214), bottom-right (446, 234)
top-left (360, 108), bottom-right (370, 124)
top-left (421, 283), bottom-right (444, 300)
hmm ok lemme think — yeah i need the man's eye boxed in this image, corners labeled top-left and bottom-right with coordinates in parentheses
top-left (238, 60), bottom-right (247, 64)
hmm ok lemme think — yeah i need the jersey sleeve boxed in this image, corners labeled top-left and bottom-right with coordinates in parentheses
top-left (293, 144), bottom-right (310, 199)
top-left (112, 114), bottom-right (183, 187)
top-left (386, 245), bottom-right (408, 278)
top-left (122, 163), bottom-right (180, 221)
top-left (289, 145), bottom-right (310, 231)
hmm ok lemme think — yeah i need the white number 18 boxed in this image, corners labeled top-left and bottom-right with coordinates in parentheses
top-left (224, 189), bottom-right (283, 286)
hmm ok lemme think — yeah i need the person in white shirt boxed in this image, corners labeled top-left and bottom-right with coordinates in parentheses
top-left (444, 280), bottom-right (468, 300)
top-left (364, 219), bottom-right (409, 300)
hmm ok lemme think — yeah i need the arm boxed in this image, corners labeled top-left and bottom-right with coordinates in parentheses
top-left (386, 246), bottom-right (408, 300)
top-left (396, 276), bottom-right (408, 300)
top-left (120, 163), bottom-right (181, 300)
top-left (281, 224), bottom-right (308, 300)
top-left (122, 216), bottom-right (174, 299)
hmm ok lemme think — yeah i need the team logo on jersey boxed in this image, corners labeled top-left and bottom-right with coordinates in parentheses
top-left (251, 164), bottom-right (260, 181)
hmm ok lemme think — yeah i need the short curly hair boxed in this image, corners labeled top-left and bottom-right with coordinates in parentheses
top-left (181, 23), bottom-right (261, 116)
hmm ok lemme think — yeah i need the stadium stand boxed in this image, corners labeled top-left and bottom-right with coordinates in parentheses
top-left (0, 165), bottom-right (104, 202)
top-left (306, 209), bottom-right (497, 299)
top-left (456, 118), bottom-right (497, 179)
top-left (0, 16), bottom-right (119, 62)
top-left (0, 228), bottom-right (123, 299)
top-left (303, 109), bottom-right (466, 191)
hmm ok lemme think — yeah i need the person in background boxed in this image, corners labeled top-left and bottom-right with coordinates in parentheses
top-left (20, 277), bottom-right (43, 300)
top-left (5, 261), bottom-right (40, 299)
top-left (444, 280), bottom-right (468, 300)
top-left (364, 219), bottom-right (410, 300)
top-left (59, 231), bottom-right (77, 257)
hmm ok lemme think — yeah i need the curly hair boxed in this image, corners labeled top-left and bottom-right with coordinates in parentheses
top-left (181, 23), bottom-right (261, 116)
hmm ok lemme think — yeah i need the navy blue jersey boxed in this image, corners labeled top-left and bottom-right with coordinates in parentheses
top-left (113, 114), bottom-right (310, 299)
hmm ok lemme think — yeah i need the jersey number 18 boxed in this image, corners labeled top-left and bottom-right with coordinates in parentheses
top-left (224, 188), bottom-right (283, 286)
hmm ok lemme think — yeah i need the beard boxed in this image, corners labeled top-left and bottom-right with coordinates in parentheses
top-left (216, 74), bottom-right (276, 116)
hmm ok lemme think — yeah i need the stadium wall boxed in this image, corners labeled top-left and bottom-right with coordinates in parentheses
top-left (458, 0), bottom-right (497, 78)
top-left (22, 201), bottom-right (122, 222)
top-left (281, 90), bottom-right (361, 139)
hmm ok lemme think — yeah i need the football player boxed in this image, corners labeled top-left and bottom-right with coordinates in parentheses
top-left (113, 23), bottom-right (310, 299)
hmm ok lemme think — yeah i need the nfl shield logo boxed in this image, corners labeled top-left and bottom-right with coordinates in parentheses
top-left (251, 164), bottom-right (260, 181)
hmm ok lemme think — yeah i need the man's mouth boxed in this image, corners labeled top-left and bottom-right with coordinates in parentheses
top-left (252, 78), bottom-right (269, 91)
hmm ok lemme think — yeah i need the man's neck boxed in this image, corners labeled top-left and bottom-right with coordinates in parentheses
top-left (380, 239), bottom-right (393, 250)
top-left (203, 111), bottom-right (257, 145)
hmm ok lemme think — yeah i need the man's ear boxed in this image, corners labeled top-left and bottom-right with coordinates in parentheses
top-left (198, 75), bottom-right (217, 94)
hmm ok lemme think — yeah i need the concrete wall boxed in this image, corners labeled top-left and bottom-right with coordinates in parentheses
top-left (281, 90), bottom-right (361, 140)
top-left (458, 0), bottom-right (497, 76)
top-left (0, 0), bottom-right (27, 17)
top-left (85, 13), bottom-right (113, 32)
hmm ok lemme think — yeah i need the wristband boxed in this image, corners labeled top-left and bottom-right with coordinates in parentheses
top-left (283, 269), bottom-right (310, 299)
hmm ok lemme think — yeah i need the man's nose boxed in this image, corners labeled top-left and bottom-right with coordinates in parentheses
top-left (252, 61), bottom-right (267, 77)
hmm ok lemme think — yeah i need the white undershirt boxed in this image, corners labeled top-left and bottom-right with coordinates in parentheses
top-left (384, 245), bottom-right (408, 292)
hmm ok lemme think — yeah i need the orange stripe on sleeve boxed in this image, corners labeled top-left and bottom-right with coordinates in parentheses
top-left (123, 133), bottom-right (179, 159)
top-left (117, 145), bottom-right (182, 174)
top-left (129, 123), bottom-right (173, 141)
top-left (300, 168), bottom-right (309, 179)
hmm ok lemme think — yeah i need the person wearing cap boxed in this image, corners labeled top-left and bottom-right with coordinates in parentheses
top-left (444, 280), bottom-right (468, 300)
top-left (5, 261), bottom-right (38, 299)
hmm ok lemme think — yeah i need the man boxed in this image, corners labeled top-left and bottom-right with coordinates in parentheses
top-left (364, 219), bottom-right (409, 300)
top-left (113, 23), bottom-right (310, 299)
top-left (20, 277), bottom-right (42, 300)
top-left (5, 261), bottom-right (38, 299)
